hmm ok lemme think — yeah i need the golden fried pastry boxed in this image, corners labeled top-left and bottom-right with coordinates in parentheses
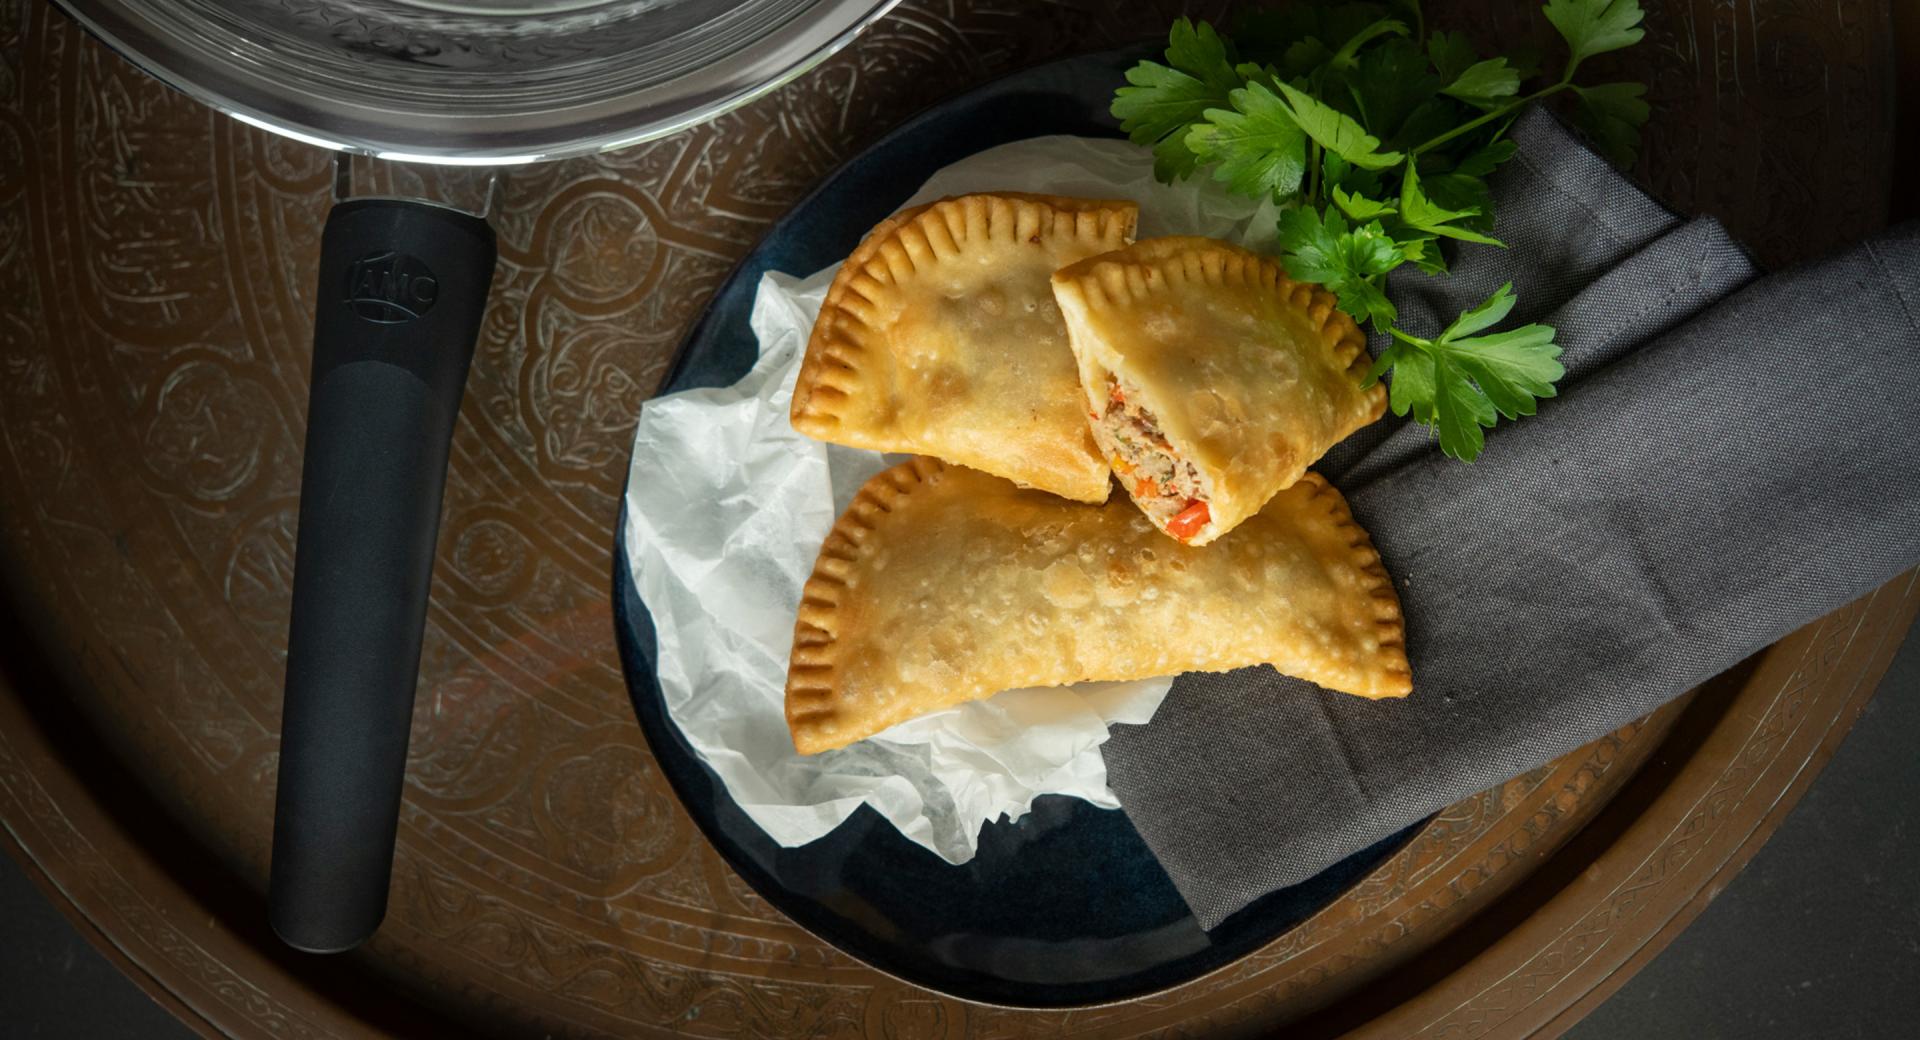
top-left (790, 193), bottom-right (1139, 503)
top-left (785, 458), bottom-right (1410, 754)
top-left (1051, 236), bottom-right (1386, 545)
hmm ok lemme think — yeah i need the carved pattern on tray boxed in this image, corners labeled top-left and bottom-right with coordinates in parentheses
top-left (0, 0), bottom-right (1896, 1036)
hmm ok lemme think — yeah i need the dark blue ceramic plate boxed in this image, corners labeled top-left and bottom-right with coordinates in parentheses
top-left (611, 48), bottom-right (1419, 1008)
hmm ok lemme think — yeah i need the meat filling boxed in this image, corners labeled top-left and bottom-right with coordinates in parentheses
top-left (1094, 375), bottom-right (1211, 540)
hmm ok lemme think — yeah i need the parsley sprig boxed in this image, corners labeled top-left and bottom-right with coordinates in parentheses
top-left (1114, 0), bottom-right (1649, 461)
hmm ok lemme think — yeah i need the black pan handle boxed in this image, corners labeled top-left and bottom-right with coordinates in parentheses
top-left (270, 198), bottom-right (496, 953)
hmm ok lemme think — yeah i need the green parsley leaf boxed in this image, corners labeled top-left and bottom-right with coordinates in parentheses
top-left (1343, 280), bottom-right (1399, 331)
top-left (1399, 163), bottom-right (1504, 245)
top-left (1112, 19), bottom-right (1246, 180)
top-left (1381, 283), bottom-right (1565, 460)
top-left (1271, 80), bottom-right (1406, 169)
top-left (1333, 185), bottom-right (1397, 221)
top-left (1452, 137), bottom-right (1518, 178)
top-left (1186, 84), bottom-right (1310, 200)
top-left (1113, 62), bottom-right (1217, 148)
top-left (1230, 8), bottom-right (1313, 69)
top-left (1113, 63), bottom-right (1226, 180)
top-left (1424, 171), bottom-right (1492, 214)
top-left (1329, 17), bottom-right (1410, 70)
top-left (1543, 0), bottom-right (1647, 72)
top-left (1426, 30), bottom-right (1479, 83)
top-left (1350, 37), bottom-right (1441, 138)
top-left (1241, 4), bottom-right (1396, 49)
top-left (1566, 81), bottom-right (1650, 167)
top-left (1387, 96), bottom-right (1464, 153)
top-left (1321, 150), bottom-right (1352, 188)
top-left (1388, 0), bottom-right (1425, 39)
top-left (1503, 41), bottom-right (1549, 80)
top-left (1444, 323), bottom-right (1564, 420)
top-left (1397, 233), bottom-right (1449, 275)
top-left (1321, 150), bottom-right (1388, 200)
top-left (1440, 58), bottom-right (1520, 108)
top-left (1439, 280), bottom-right (1519, 339)
top-left (1365, 336), bottom-right (1399, 385)
top-left (1321, 2), bottom-right (1400, 43)
top-left (1283, 38), bottom-right (1336, 78)
top-left (1277, 206), bottom-right (1405, 328)
top-left (1430, 353), bottom-right (1499, 459)
top-left (1165, 17), bottom-right (1244, 91)
top-left (1385, 340), bottom-right (1437, 420)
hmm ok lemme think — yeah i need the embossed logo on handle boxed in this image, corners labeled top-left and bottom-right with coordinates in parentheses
top-left (345, 251), bottom-right (439, 324)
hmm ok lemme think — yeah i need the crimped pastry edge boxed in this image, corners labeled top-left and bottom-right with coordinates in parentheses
top-left (1051, 236), bottom-right (1389, 543)
top-left (783, 459), bottom-right (1411, 755)
top-left (1290, 470), bottom-right (1412, 698)
top-left (1050, 234), bottom-right (1381, 404)
top-left (785, 456), bottom-right (950, 754)
top-left (789, 192), bottom-right (1141, 442)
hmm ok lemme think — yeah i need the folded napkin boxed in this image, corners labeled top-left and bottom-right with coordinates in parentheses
top-left (1103, 108), bottom-right (1920, 930)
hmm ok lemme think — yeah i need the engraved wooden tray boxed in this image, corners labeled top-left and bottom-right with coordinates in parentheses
top-left (0, 0), bottom-right (1908, 1036)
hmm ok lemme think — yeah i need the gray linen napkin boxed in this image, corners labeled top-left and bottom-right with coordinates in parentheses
top-left (1101, 108), bottom-right (1920, 930)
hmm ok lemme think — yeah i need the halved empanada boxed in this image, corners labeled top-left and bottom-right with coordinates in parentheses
top-left (791, 193), bottom-right (1139, 503)
top-left (785, 458), bottom-right (1409, 754)
top-left (1051, 236), bottom-right (1386, 545)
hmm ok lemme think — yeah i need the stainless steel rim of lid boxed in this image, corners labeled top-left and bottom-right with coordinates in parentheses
top-left (49, 0), bottom-right (906, 164)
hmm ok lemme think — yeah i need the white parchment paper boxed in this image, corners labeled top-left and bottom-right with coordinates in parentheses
top-left (622, 135), bottom-right (1273, 863)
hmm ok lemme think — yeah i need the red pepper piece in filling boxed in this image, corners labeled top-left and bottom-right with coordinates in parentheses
top-left (1167, 499), bottom-right (1210, 541)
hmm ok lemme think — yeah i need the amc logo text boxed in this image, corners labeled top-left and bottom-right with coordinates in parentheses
top-left (344, 251), bottom-right (439, 324)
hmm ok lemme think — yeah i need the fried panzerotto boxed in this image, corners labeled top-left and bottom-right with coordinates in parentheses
top-left (790, 193), bottom-right (1139, 503)
top-left (784, 458), bottom-right (1410, 754)
top-left (1051, 236), bottom-right (1387, 545)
